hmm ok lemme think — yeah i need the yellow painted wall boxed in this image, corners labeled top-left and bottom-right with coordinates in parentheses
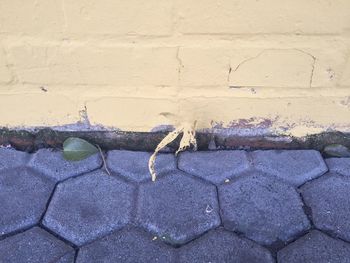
top-left (0, 0), bottom-right (350, 136)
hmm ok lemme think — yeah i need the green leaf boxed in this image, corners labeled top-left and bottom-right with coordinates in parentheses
top-left (324, 144), bottom-right (350, 158)
top-left (63, 137), bottom-right (99, 161)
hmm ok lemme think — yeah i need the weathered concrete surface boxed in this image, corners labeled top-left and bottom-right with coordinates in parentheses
top-left (28, 148), bottom-right (102, 182)
top-left (219, 173), bottom-right (310, 245)
top-left (0, 148), bottom-right (349, 262)
top-left (178, 151), bottom-right (250, 185)
top-left (326, 158), bottom-right (350, 176)
top-left (0, 148), bottom-right (30, 171)
top-left (77, 227), bottom-right (176, 263)
top-left (278, 230), bottom-right (350, 263)
top-left (251, 150), bottom-right (327, 186)
top-left (0, 167), bottom-right (54, 237)
top-left (135, 171), bottom-right (221, 245)
top-left (178, 228), bottom-right (274, 263)
top-left (0, 227), bottom-right (75, 263)
top-left (107, 150), bottom-right (176, 182)
top-left (43, 170), bottom-right (135, 246)
top-left (301, 174), bottom-right (350, 242)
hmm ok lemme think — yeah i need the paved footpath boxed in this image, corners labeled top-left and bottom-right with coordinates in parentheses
top-left (1, 148), bottom-right (350, 262)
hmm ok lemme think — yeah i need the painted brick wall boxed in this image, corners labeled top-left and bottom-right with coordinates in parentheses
top-left (0, 0), bottom-right (349, 136)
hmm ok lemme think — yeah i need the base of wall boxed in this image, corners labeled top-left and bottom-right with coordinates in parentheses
top-left (1, 127), bottom-right (350, 156)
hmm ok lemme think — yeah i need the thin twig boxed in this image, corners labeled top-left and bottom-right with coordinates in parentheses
top-left (96, 144), bottom-right (111, 176)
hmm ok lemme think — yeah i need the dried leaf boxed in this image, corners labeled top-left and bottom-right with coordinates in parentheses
top-left (148, 121), bottom-right (197, 181)
top-left (176, 121), bottom-right (197, 155)
top-left (149, 129), bottom-right (182, 181)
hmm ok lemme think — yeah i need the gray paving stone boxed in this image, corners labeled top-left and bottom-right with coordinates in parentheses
top-left (43, 170), bottom-right (135, 246)
top-left (178, 150), bottom-right (250, 185)
top-left (0, 227), bottom-right (74, 263)
top-left (251, 150), bottom-right (327, 186)
top-left (277, 230), bottom-right (350, 263)
top-left (107, 150), bottom-right (177, 182)
top-left (0, 148), bottom-right (30, 171)
top-left (28, 149), bottom-right (102, 182)
top-left (0, 167), bottom-right (54, 237)
top-left (301, 173), bottom-right (350, 242)
top-left (219, 173), bottom-right (310, 245)
top-left (77, 227), bottom-right (175, 263)
top-left (136, 171), bottom-right (221, 245)
top-left (178, 228), bottom-right (274, 263)
top-left (326, 158), bottom-right (350, 176)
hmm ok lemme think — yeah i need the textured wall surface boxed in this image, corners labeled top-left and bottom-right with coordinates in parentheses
top-left (0, 0), bottom-right (349, 136)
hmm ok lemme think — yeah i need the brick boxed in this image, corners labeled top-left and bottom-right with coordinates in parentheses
top-left (28, 149), bottom-right (102, 183)
top-left (43, 170), bottom-right (135, 246)
top-left (277, 230), bottom-right (350, 263)
top-left (136, 171), bottom-right (220, 245)
top-left (178, 46), bottom-right (348, 88)
top-left (219, 173), bottom-right (310, 245)
top-left (178, 151), bottom-right (250, 185)
top-left (178, 228), bottom-right (274, 263)
top-left (251, 150), bottom-right (327, 186)
top-left (340, 57), bottom-right (350, 86)
top-left (229, 49), bottom-right (315, 88)
top-left (0, 148), bottom-right (30, 171)
top-left (107, 150), bottom-right (177, 183)
top-left (77, 227), bottom-right (176, 263)
top-left (179, 48), bottom-right (230, 86)
top-left (0, 168), bottom-right (54, 237)
top-left (0, 0), bottom-right (63, 35)
top-left (0, 48), bottom-right (12, 83)
top-left (0, 227), bottom-right (75, 263)
top-left (65, 0), bottom-right (173, 36)
top-left (0, 93), bottom-right (80, 127)
top-left (9, 45), bottom-right (178, 86)
top-left (178, 0), bottom-right (350, 35)
top-left (86, 97), bottom-right (178, 131)
top-left (326, 158), bottom-right (350, 176)
top-left (301, 174), bottom-right (350, 242)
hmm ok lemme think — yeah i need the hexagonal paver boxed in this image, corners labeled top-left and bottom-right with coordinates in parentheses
top-left (0, 167), bottom-right (54, 237)
top-left (277, 230), bottom-right (350, 263)
top-left (0, 148), bottom-right (30, 171)
top-left (77, 227), bottom-right (176, 263)
top-left (0, 227), bottom-right (74, 263)
top-left (219, 173), bottom-right (310, 245)
top-left (178, 228), bottom-right (274, 263)
top-left (136, 171), bottom-right (221, 245)
top-left (326, 158), bottom-right (350, 176)
top-left (107, 150), bottom-right (177, 182)
top-left (251, 150), bottom-right (327, 186)
top-left (301, 173), bottom-right (350, 242)
top-left (178, 151), bottom-right (250, 185)
top-left (28, 149), bottom-right (102, 182)
top-left (43, 170), bottom-right (135, 246)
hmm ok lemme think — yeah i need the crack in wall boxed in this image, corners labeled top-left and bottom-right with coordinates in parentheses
top-left (294, 48), bottom-right (316, 88)
top-left (227, 66), bottom-right (232, 84)
top-left (232, 50), bottom-right (268, 74)
top-left (176, 46), bottom-right (183, 82)
top-left (228, 48), bottom-right (317, 88)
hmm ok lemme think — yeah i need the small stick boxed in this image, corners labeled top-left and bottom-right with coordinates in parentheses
top-left (96, 144), bottom-right (111, 176)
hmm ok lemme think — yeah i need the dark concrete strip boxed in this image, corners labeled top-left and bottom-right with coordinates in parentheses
top-left (1, 127), bottom-right (350, 152)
